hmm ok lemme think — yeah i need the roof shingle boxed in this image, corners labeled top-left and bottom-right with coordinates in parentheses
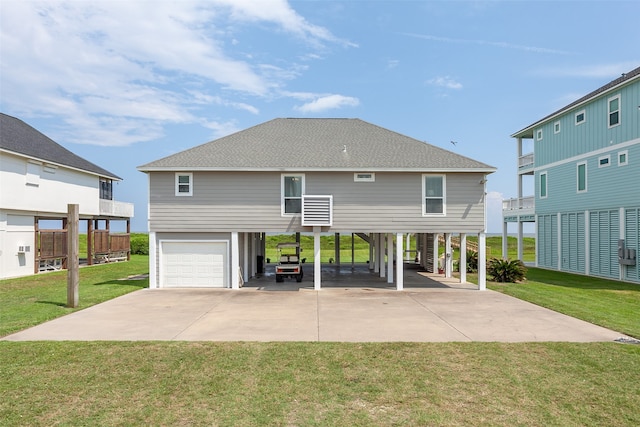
top-left (0, 113), bottom-right (121, 180)
top-left (138, 118), bottom-right (495, 172)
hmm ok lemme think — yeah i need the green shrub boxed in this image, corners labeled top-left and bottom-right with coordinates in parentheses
top-left (466, 250), bottom-right (478, 273)
top-left (487, 258), bottom-right (527, 283)
top-left (130, 233), bottom-right (149, 255)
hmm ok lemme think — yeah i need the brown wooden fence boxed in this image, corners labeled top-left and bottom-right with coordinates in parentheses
top-left (38, 230), bottom-right (68, 259)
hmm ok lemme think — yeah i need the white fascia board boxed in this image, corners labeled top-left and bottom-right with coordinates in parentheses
top-left (138, 166), bottom-right (497, 173)
top-left (0, 148), bottom-right (122, 181)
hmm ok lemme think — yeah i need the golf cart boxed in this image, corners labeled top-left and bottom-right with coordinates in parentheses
top-left (275, 242), bottom-right (303, 283)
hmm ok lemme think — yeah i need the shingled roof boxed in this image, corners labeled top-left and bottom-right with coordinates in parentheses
top-left (0, 113), bottom-right (121, 180)
top-left (512, 65), bottom-right (640, 138)
top-left (138, 118), bottom-right (495, 173)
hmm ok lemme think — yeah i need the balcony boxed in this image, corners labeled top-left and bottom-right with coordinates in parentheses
top-left (518, 152), bottom-right (534, 173)
top-left (99, 199), bottom-right (134, 218)
top-left (502, 196), bottom-right (535, 220)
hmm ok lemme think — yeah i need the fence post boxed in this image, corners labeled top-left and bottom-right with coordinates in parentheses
top-left (67, 204), bottom-right (79, 308)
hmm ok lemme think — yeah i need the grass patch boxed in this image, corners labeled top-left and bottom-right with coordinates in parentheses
top-left (0, 255), bottom-right (148, 337)
top-left (1, 341), bottom-right (638, 426)
top-left (459, 268), bottom-right (640, 339)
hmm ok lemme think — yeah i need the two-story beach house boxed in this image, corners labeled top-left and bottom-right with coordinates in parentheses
top-left (0, 113), bottom-right (134, 279)
top-left (138, 118), bottom-right (496, 290)
top-left (503, 66), bottom-right (639, 283)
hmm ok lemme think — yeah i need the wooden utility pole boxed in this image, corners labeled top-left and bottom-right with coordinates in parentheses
top-left (67, 204), bottom-right (79, 308)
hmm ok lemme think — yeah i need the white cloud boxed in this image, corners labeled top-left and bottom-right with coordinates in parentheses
top-left (0, 0), bottom-right (348, 146)
top-left (427, 76), bottom-right (463, 90)
top-left (405, 33), bottom-right (571, 55)
top-left (295, 94), bottom-right (360, 113)
top-left (535, 62), bottom-right (640, 79)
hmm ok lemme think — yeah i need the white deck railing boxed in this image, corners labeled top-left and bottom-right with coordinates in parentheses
top-left (99, 199), bottom-right (134, 218)
top-left (502, 196), bottom-right (535, 211)
top-left (518, 153), bottom-right (534, 168)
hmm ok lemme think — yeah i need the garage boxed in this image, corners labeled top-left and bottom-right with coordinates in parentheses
top-left (160, 241), bottom-right (228, 288)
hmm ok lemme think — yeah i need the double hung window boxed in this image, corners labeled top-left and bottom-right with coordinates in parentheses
top-left (608, 94), bottom-right (620, 127)
top-left (423, 174), bottom-right (446, 215)
top-left (175, 173), bottom-right (193, 196)
top-left (282, 174), bottom-right (304, 215)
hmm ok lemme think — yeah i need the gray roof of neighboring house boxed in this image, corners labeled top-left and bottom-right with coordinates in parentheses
top-left (512, 65), bottom-right (640, 138)
top-left (138, 118), bottom-right (495, 173)
top-left (0, 113), bottom-right (121, 180)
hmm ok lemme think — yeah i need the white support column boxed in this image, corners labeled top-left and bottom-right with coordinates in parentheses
top-left (517, 221), bottom-right (524, 261)
top-left (243, 232), bottom-right (249, 283)
top-left (314, 227), bottom-right (321, 290)
top-left (460, 233), bottom-right (467, 284)
top-left (387, 233), bottom-right (394, 284)
top-left (405, 233), bottom-right (411, 261)
top-left (432, 233), bottom-right (439, 274)
top-left (396, 233), bottom-right (404, 290)
top-left (379, 233), bottom-right (386, 278)
top-left (149, 231), bottom-right (157, 288)
top-left (620, 207), bottom-right (625, 281)
top-left (584, 211), bottom-right (590, 275)
top-left (251, 233), bottom-right (257, 276)
top-left (371, 233), bottom-right (377, 272)
top-left (502, 221), bottom-right (508, 259)
top-left (231, 231), bottom-right (240, 289)
top-left (478, 232), bottom-right (486, 290)
top-left (445, 233), bottom-right (452, 278)
top-left (557, 212), bottom-right (562, 270)
top-left (534, 215), bottom-right (539, 267)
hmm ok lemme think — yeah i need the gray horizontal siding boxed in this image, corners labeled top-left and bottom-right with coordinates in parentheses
top-left (149, 171), bottom-right (487, 233)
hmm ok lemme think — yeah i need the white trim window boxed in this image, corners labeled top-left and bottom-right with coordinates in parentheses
top-left (175, 173), bottom-right (193, 196)
top-left (598, 155), bottom-right (611, 168)
top-left (554, 121), bottom-right (561, 134)
top-left (608, 94), bottom-right (621, 128)
top-left (618, 150), bottom-right (628, 166)
top-left (282, 174), bottom-right (304, 215)
top-left (536, 129), bottom-right (543, 141)
top-left (354, 172), bottom-right (375, 182)
top-left (422, 174), bottom-right (446, 216)
top-left (539, 171), bottom-right (548, 199)
top-left (575, 110), bottom-right (586, 125)
top-left (577, 162), bottom-right (587, 193)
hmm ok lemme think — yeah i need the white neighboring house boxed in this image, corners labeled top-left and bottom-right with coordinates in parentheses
top-left (0, 113), bottom-right (134, 279)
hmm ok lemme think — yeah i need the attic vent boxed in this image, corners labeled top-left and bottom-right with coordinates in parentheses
top-left (302, 195), bottom-right (333, 227)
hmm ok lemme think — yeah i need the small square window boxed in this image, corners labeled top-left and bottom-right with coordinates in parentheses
top-left (554, 121), bottom-right (561, 134)
top-left (354, 173), bottom-right (375, 182)
top-left (536, 129), bottom-right (543, 141)
top-left (175, 173), bottom-right (193, 196)
top-left (575, 110), bottom-right (586, 125)
top-left (618, 150), bottom-right (628, 166)
top-left (598, 155), bottom-right (610, 168)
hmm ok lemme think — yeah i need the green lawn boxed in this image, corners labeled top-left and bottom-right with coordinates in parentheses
top-left (0, 255), bottom-right (148, 337)
top-left (486, 267), bottom-right (640, 339)
top-left (2, 253), bottom-right (640, 426)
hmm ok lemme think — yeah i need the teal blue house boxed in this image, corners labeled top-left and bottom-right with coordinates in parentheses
top-left (503, 66), bottom-right (639, 283)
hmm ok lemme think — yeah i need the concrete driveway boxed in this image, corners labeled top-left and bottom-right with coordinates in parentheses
top-left (3, 265), bottom-right (625, 342)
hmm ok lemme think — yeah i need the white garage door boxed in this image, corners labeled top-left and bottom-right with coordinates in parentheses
top-left (161, 241), bottom-right (227, 288)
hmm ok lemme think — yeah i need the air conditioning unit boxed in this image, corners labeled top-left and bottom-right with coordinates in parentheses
top-left (18, 245), bottom-right (31, 253)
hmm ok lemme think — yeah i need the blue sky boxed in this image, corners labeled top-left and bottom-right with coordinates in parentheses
top-left (1, 0), bottom-right (639, 233)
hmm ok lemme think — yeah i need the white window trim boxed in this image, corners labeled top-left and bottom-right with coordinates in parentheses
top-left (175, 173), bottom-right (193, 196)
top-left (354, 172), bottom-right (375, 182)
top-left (554, 121), bottom-right (561, 134)
top-left (536, 129), bottom-right (543, 141)
top-left (281, 173), bottom-right (305, 216)
top-left (422, 174), bottom-right (446, 217)
top-left (539, 171), bottom-right (548, 199)
top-left (577, 162), bottom-right (587, 194)
top-left (575, 109), bottom-right (586, 125)
top-left (608, 94), bottom-right (621, 128)
top-left (598, 155), bottom-right (611, 168)
top-left (618, 150), bottom-right (628, 166)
